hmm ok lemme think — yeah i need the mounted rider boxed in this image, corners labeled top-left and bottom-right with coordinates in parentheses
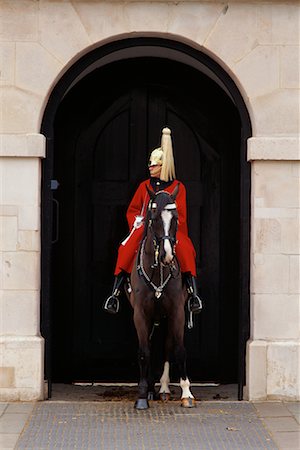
top-left (104, 127), bottom-right (202, 315)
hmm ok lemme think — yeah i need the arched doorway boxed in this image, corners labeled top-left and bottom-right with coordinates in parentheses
top-left (41, 37), bottom-right (251, 398)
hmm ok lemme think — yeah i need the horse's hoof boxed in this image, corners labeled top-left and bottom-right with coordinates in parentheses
top-left (159, 392), bottom-right (170, 402)
top-left (134, 398), bottom-right (149, 410)
top-left (181, 397), bottom-right (196, 408)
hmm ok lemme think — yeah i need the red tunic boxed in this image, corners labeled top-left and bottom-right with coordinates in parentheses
top-left (114, 179), bottom-right (196, 276)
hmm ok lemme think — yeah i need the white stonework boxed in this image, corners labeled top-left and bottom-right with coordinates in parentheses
top-left (0, 0), bottom-right (299, 401)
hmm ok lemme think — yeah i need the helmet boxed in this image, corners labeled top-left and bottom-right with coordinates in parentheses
top-left (148, 127), bottom-right (176, 182)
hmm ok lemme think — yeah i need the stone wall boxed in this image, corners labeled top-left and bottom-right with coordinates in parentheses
top-left (0, 136), bottom-right (45, 400)
top-left (0, 0), bottom-right (299, 400)
top-left (247, 138), bottom-right (300, 400)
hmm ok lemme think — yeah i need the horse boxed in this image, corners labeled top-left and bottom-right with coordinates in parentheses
top-left (128, 184), bottom-right (196, 410)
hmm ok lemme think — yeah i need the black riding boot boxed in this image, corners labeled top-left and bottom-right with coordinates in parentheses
top-left (103, 272), bottom-right (126, 314)
top-left (185, 273), bottom-right (203, 314)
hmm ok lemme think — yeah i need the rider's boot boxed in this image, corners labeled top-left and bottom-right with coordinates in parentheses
top-left (103, 272), bottom-right (126, 314)
top-left (185, 273), bottom-right (203, 314)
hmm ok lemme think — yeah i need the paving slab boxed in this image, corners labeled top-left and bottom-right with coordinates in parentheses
top-left (0, 403), bottom-right (8, 415)
top-left (0, 413), bottom-right (29, 434)
top-left (6, 403), bottom-right (35, 414)
top-left (0, 432), bottom-right (20, 450)
top-left (285, 402), bottom-right (300, 424)
top-left (284, 403), bottom-right (300, 416)
top-left (15, 401), bottom-right (277, 450)
top-left (263, 417), bottom-right (300, 432)
top-left (254, 402), bottom-right (292, 418)
top-left (271, 431), bottom-right (300, 450)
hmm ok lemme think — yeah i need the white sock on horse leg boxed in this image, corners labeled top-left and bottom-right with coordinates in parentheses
top-left (180, 377), bottom-right (194, 399)
top-left (159, 361), bottom-right (171, 393)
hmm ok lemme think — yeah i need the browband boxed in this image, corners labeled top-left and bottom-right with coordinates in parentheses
top-left (149, 202), bottom-right (176, 210)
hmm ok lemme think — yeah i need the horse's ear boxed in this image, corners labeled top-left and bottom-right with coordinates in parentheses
top-left (171, 183), bottom-right (180, 201)
top-left (146, 185), bottom-right (156, 200)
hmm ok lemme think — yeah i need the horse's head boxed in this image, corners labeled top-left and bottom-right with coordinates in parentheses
top-left (146, 184), bottom-right (179, 265)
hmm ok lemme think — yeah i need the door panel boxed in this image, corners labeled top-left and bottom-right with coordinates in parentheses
top-left (51, 58), bottom-right (240, 382)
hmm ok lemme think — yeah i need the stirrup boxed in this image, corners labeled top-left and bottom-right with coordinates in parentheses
top-left (188, 295), bottom-right (202, 314)
top-left (103, 295), bottom-right (120, 314)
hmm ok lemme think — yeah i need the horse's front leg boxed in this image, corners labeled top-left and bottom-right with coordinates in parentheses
top-left (134, 308), bottom-right (151, 410)
top-left (170, 309), bottom-right (196, 408)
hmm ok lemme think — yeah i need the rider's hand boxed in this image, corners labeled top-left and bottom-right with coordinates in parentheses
top-left (133, 215), bottom-right (144, 229)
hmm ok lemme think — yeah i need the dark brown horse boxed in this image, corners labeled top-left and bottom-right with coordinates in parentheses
top-left (128, 185), bottom-right (196, 409)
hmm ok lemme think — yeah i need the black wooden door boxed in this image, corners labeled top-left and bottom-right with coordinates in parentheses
top-left (51, 58), bottom-right (240, 383)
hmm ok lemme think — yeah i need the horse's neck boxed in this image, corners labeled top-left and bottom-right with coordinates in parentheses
top-left (144, 229), bottom-right (154, 256)
top-left (143, 231), bottom-right (168, 280)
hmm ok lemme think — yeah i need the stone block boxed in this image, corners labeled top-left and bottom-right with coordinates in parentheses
top-left (26, 134), bottom-right (46, 158)
top-left (289, 256), bottom-right (300, 294)
top-left (247, 137), bottom-right (300, 161)
top-left (1, 252), bottom-right (40, 290)
top-left (0, 217), bottom-right (18, 251)
top-left (281, 46), bottom-right (300, 89)
top-left (39, 1), bottom-right (90, 64)
top-left (0, 367), bottom-right (15, 388)
top-left (16, 43), bottom-right (62, 96)
top-left (168, 3), bottom-right (223, 43)
top-left (0, 290), bottom-right (39, 336)
top-left (253, 218), bottom-right (281, 254)
top-left (292, 162), bottom-right (300, 178)
top-left (0, 252), bottom-right (3, 290)
top-left (254, 207), bottom-right (299, 220)
top-left (0, 205), bottom-right (18, 217)
top-left (267, 342), bottom-right (300, 400)
top-left (74, 1), bottom-right (129, 42)
top-left (125, 2), bottom-right (170, 33)
top-left (258, 4), bottom-right (300, 45)
top-left (280, 218), bottom-right (300, 255)
top-left (205, 3), bottom-right (259, 65)
top-left (251, 253), bottom-right (289, 294)
top-left (253, 161), bottom-right (299, 208)
top-left (0, 158), bottom-right (40, 206)
top-left (0, 134), bottom-right (46, 157)
top-left (253, 217), bottom-right (300, 256)
top-left (0, 0), bottom-right (38, 41)
top-left (251, 89), bottom-right (299, 136)
top-left (18, 205), bottom-right (40, 231)
top-left (0, 42), bottom-right (15, 85)
top-left (0, 336), bottom-right (44, 401)
top-left (0, 87), bottom-right (42, 134)
top-left (17, 230), bottom-right (40, 251)
top-left (246, 340), bottom-right (267, 400)
top-left (234, 46), bottom-right (279, 98)
top-left (252, 294), bottom-right (300, 340)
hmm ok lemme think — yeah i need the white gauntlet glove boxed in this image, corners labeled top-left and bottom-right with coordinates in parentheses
top-left (133, 215), bottom-right (144, 229)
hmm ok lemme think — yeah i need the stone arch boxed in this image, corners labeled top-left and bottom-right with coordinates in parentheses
top-left (41, 36), bottom-right (252, 398)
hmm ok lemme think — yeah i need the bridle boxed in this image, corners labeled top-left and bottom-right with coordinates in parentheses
top-left (148, 193), bottom-right (178, 257)
top-left (137, 191), bottom-right (179, 298)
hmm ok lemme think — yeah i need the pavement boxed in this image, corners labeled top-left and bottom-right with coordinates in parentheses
top-left (0, 385), bottom-right (299, 449)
